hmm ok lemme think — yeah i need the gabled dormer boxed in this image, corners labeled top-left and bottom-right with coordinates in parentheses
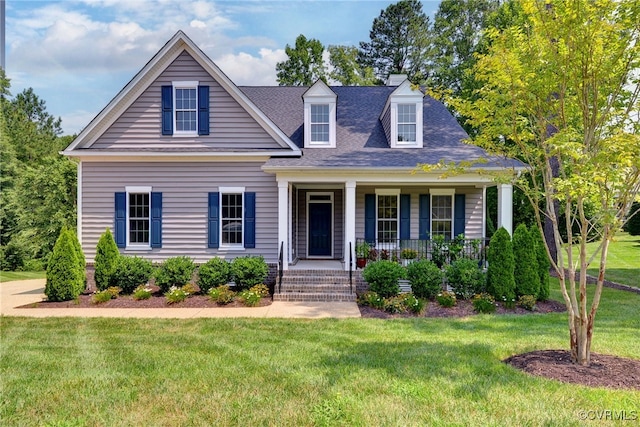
top-left (380, 77), bottom-right (424, 148)
top-left (303, 80), bottom-right (337, 148)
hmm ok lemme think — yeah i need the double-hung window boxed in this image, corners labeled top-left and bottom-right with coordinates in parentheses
top-left (431, 194), bottom-right (453, 239)
top-left (221, 192), bottom-right (243, 246)
top-left (397, 104), bottom-right (416, 143)
top-left (310, 104), bottom-right (330, 143)
top-left (377, 192), bottom-right (399, 244)
top-left (162, 81), bottom-right (209, 136)
top-left (129, 192), bottom-right (150, 245)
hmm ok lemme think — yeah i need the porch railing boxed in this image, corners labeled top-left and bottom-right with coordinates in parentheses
top-left (355, 237), bottom-right (489, 268)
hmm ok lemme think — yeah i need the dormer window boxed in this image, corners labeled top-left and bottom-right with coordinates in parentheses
top-left (381, 79), bottom-right (423, 148)
top-left (303, 80), bottom-right (337, 148)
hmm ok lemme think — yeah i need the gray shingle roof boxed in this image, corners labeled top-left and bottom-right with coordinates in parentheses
top-left (240, 85), bottom-right (522, 169)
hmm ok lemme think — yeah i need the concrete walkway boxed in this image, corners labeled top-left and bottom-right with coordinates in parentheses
top-left (0, 279), bottom-right (361, 319)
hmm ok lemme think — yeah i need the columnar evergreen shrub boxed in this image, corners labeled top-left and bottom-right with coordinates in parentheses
top-left (108, 256), bottom-right (153, 294)
top-left (446, 258), bottom-right (486, 299)
top-left (486, 227), bottom-right (516, 301)
top-left (45, 228), bottom-right (84, 301)
top-left (154, 256), bottom-right (196, 293)
top-left (512, 224), bottom-right (540, 298)
top-left (406, 259), bottom-right (443, 299)
top-left (532, 227), bottom-right (550, 301)
top-left (625, 201), bottom-right (640, 236)
top-left (231, 256), bottom-right (268, 290)
top-left (197, 258), bottom-right (231, 294)
top-left (94, 228), bottom-right (120, 291)
top-left (362, 260), bottom-right (405, 298)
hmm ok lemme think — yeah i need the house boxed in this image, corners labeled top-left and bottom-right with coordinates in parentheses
top-left (63, 31), bottom-right (521, 298)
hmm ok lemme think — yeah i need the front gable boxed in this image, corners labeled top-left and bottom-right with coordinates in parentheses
top-left (64, 31), bottom-right (300, 158)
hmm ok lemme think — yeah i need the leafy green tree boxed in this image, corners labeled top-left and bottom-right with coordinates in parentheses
top-left (451, 0), bottom-right (640, 365)
top-left (94, 228), bottom-right (120, 291)
top-left (328, 45), bottom-right (379, 86)
top-left (486, 227), bottom-right (515, 302)
top-left (45, 228), bottom-right (83, 301)
top-left (512, 224), bottom-right (539, 298)
top-left (358, 0), bottom-right (431, 82)
top-left (276, 34), bottom-right (326, 86)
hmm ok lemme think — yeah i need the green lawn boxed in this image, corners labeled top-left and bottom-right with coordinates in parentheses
top-left (567, 232), bottom-right (640, 288)
top-left (1, 281), bottom-right (638, 426)
top-left (0, 271), bottom-right (46, 283)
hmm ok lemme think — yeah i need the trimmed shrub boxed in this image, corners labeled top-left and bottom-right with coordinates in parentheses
top-left (66, 227), bottom-right (86, 279)
top-left (108, 256), bottom-right (154, 294)
top-left (362, 260), bottom-right (406, 298)
top-left (197, 258), bottom-right (231, 294)
top-left (486, 227), bottom-right (516, 301)
top-left (532, 227), bottom-right (550, 301)
top-left (626, 201), bottom-right (640, 235)
top-left (94, 228), bottom-right (120, 291)
top-left (154, 256), bottom-right (196, 293)
top-left (45, 228), bottom-right (84, 301)
top-left (406, 259), bottom-right (443, 300)
top-left (445, 258), bottom-right (486, 300)
top-left (231, 256), bottom-right (268, 290)
top-left (512, 224), bottom-right (539, 298)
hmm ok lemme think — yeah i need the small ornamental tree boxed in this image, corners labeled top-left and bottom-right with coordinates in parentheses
top-left (532, 227), bottom-right (550, 301)
top-left (45, 228), bottom-right (84, 301)
top-left (486, 227), bottom-right (515, 301)
top-left (94, 228), bottom-right (120, 291)
top-left (512, 224), bottom-right (539, 298)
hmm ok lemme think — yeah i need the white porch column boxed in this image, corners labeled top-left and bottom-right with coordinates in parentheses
top-left (344, 180), bottom-right (356, 271)
top-left (277, 179), bottom-right (289, 270)
top-left (497, 183), bottom-right (513, 235)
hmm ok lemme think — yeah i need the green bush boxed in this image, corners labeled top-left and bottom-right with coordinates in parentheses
top-left (154, 256), bottom-right (196, 293)
top-left (231, 256), bottom-right (268, 290)
top-left (436, 291), bottom-right (457, 307)
top-left (0, 240), bottom-right (26, 271)
top-left (208, 285), bottom-right (236, 305)
top-left (94, 228), bottom-right (120, 291)
top-left (486, 227), bottom-right (516, 301)
top-left (512, 224), bottom-right (540, 298)
top-left (626, 201), bottom-right (640, 235)
top-left (518, 294), bottom-right (537, 311)
top-left (362, 260), bottom-right (406, 298)
top-left (66, 227), bottom-right (86, 284)
top-left (532, 227), bottom-right (550, 301)
top-left (45, 229), bottom-right (84, 301)
top-left (357, 291), bottom-right (385, 309)
top-left (197, 258), bottom-right (231, 294)
top-left (472, 293), bottom-right (496, 314)
top-left (445, 258), bottom-right (486, 300)
top-left (108, 256), bottom-right (153, 294)
top-left (406, 259), bottom-right (443, 299)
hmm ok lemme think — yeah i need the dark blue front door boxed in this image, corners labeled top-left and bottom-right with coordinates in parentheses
top-left (309, 203), bottom-right (332, 256)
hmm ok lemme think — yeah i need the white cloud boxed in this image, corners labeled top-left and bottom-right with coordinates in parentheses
top-left (215, 48), bottom-right (287, 86)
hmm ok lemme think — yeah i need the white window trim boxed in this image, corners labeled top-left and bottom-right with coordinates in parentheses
top-left (172, 80), bottom-right (199, 137)
top-left (125, 186), bottom-right (152, 250)
top-left (396, 103), bottom-right (417, 144)
top-left (375, 189), bottom-right (400, 249)
top-left (304, 101), bottom-right (336, 148)
top-left (219, 186), bottom-right (245, 249)
top-left (390, 101), bottom-right (423, 148)
top-left (430, 190), bottom-right (455, 240)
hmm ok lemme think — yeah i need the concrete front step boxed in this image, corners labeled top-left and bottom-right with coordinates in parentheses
top-left (275, 269), bottom-right (356, 302)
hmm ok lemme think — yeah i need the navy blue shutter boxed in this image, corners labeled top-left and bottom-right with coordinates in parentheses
top-left (364, 194), bottom-right (376, 244)
top-left (198, 85), bottom-right (210, 135)
top-left (244, 192), bottom-right (256, 248)
top-left (150, 192), bottom-right (162, 248)
top-left (161, 86), bottom-right (173, 135)
top-left (419, 194), bottom-right (430, 240)
top-left (454, 194), bottom-right (466, 237)
top-left (400, 194), bottom-right (410, 240)
top-left (208, 192), bottom-right (220, 248)
top-left (114, 192), bottom-right (126, 248)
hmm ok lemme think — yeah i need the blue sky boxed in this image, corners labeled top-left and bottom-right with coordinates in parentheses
top-left (5, 0), bottom-right (441, 135)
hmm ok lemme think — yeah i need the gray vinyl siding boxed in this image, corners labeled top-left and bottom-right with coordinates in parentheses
top-left (91, 51), bottom-right (283, 150)
top-left (355, 186), bottom-right (484, 240)
top-left (81, 161), bottom-right (278, 263)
